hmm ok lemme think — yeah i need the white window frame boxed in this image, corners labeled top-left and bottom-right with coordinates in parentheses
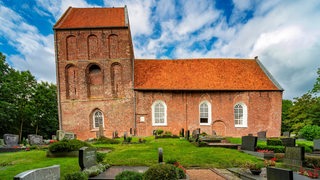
top-left (199, 101), bottom-right (212, 125)
top-left (152, 100), bottom-right (167, 126)
top-left (234, 103), bottom-right (248, 127)
top-left (93, 110), bottom-right (104, 129)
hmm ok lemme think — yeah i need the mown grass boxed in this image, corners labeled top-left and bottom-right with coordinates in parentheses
top-left (226, 137), bottom-right (314, 147)
top-left (0, 150), bottom-right (79, 180)
top-left (0, 136), bottom-right (271, 179)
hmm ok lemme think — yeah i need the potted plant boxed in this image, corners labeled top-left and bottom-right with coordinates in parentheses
top-left (243, 162), bottom-right (264, 175)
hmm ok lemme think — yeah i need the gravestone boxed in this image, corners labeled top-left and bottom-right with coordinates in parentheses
top-left (0, 139), bottom-right (4, 146)
top-left (79, 146), bottom-right (97, 170)
top-left (124, 132), bottom-right (127, 140)
top-left (3, 134), bottom-right (19, 147)
top-left (158, 147), bottom-right (163, 163)
top-left (98, 124), bottom-right (104, 138)
top-left (152, 130), bottom-right (157, 136)
top-left (257, 131), bottom-right (267, 140)
top-left (56, 130), bottom-right (75, 141)
top-left (52, 135), bottom-right (57, 140)
top-left (130, 128), bottom-right (132, 135)
top-left (14, 165), bottom-right (60, 180)
top-left (241, 136), bottom-right (257, 151)
top-left (28, 134), bottom-right (43, 145)
top-left (267, 167), bottom-right (293, 180)
top-left (313, 139), bottom-right (320, 151)
top-left (181, 128), bottom-right (184, 137)
top-left (283, 132), bottom-right (290, 137)
top-left (281, 138), bottom-right (296, 147)
top-left (283, 147), bottom-right (305, 167)
top-left (185, 130), bottom-right (190, 140)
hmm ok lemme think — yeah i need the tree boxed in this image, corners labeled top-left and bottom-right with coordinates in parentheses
top-left (281, 99), bottom-right (293, 132)
top-left (312, 68), bottom-right (320, 93)
top-left (31, 82), bottom-right (58, 138)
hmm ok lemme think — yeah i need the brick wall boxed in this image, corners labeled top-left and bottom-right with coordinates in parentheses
top-left (55, 28), bottom-right (134, 140)
top-left (135, 91), bottom-right (282, 137)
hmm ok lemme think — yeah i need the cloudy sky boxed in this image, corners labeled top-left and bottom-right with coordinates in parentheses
top-left (0, 0), bottom-right (320, 100)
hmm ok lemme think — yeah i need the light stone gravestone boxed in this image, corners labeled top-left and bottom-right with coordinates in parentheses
top-left (124, 132), bottom-right (127, 140)
top-left (79, 146), bottom-right (97, 170)
top-left (283, 147), bottom-right (305, 167)
top-left (257, 131), bottom-right (267, 140)
top-left (313, 139), bottom-right (320, 151)
top-left (241, 136), bottom-right (257, 151)
top-left (3, 134), bottom-right (19, 147)
top-left (56, 130), bottom-right (75, 141)
top-left (28, 134), bottom-right (43, 145)
top-left (158, 147), bottom-right (163, 163)
top-left (14, 165), bottom-right (60, 180)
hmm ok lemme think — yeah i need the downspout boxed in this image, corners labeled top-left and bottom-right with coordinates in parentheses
top-left (54, 29), bottom-right (62, 130)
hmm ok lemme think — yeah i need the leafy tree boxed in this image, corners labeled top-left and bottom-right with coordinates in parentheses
top-left (281, 99), bottom-right (293, 132)
top-left (312, 68), bottom-right (320, 93)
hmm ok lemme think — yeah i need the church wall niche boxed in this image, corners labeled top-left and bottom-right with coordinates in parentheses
top-left (111, 62), bottom-right (123, 97)
top-left (65, 64), bottom-right (77, 99)
top-left (87, 34), bottom-right (98, 60)
top-left (108, 34), bottom-right (118, 59)
top-left (86, 63), bottom-right (104, 98)
top-left (66, 35), bottom-right (77, 60)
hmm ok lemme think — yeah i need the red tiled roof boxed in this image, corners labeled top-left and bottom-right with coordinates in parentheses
top-left (134, 59), bottom-right (281, 91)
top-left (54, 7), bottom-right (126, 29)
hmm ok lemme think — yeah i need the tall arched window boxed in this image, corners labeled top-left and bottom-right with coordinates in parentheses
top-left (93, 110), bottom-right (104, 129)
top-left (66, 35), bottom-right (76, 60)
top-left (199, 101), bottom-right (212, 125)
top-left (234, 103), bottom-right (248, 127)
top-left (152, 100), bottom-right (167, 126)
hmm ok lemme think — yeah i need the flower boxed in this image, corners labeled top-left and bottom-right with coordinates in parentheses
top-left (264, 157), bottom-right (277, 167)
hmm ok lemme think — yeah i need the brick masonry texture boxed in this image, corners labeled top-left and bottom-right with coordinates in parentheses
top-left (54, 7), bottom-right (283, 140)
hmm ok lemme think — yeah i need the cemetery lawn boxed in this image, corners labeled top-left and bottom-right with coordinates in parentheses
top-left (0, 150), bottom-right (78, 180)
top-left (0, 137), bottom-right (263, 179)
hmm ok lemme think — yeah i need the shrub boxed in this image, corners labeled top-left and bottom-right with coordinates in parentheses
top-left (96, 152), bottom-right (106, 163)
top-left (297, 143), bottom-right (313, 153)
top-left (299, 125), bottom-right (320, 141)
top-left (93, 136), bottom-right (120, 144)
top-left (143, 164), bottom-right (178, 180)
top-left (257, 144), bottom-right (285, 153)
top-left (164, 131), bottom-right (172, 136)
top-left (176, 167), bottom-right (186, 179)
top-left (267, 138), bottom-right (283, 146)
top-left (115, 170), bottom-right (143, 180)
top-left (154, 129), bottom-right (164, 136)
top-left (83, 163), bottom-right (109, 177)
top-left (305, 155), bottom-right (320, 168)
top-left (48, 139), bottom-right (92, 153)
top-left (123, 136), bottom-right (132, 143)
top-left (64, 171), bottom-right (88, 180)
top-left (166, 159), bottom-right (178, 165)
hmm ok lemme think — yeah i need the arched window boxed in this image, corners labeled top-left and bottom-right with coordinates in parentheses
top-left (152, 100), bottom-right (167, 126)
top-left (199, 101), bottom-right (212, 125)
top-left (93, 110), bottom-right (104, 129)
top-left (65, 64), bottom-right (77, 99)
top-left (234, 103), bottom-right (248, 127)
top-left (87, 64), bottom-right (103, 98)
top-left (66, 35), bottom-right (76, 60)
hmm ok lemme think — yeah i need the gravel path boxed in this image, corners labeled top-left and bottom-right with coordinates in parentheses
top-left (186, 169), bottom-right (241, 180)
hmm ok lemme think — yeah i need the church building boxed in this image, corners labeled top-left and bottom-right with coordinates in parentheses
top-left (54, 7), bottom-right (283, 140)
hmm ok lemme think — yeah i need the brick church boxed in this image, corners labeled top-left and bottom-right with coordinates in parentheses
top-left (54, 7), bottom-right (283, 140)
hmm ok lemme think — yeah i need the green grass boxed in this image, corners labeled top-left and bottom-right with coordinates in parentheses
top-left (0, 137), bottom-right (266, 179)
top-left (0, 150), bottom-right (79, 180)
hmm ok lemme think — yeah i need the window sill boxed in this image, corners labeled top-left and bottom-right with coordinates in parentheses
top-left (90, 128), bottom-right (105, 132)
top-left (200, 124), bottom-right (211, 126)
top-left (235, 126), bottom-right (247, 128)
top-left (152, 124), bottom-right (167, 127)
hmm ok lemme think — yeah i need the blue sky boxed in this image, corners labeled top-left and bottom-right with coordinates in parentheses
top-left (1, 0), bottom-right (320, 100)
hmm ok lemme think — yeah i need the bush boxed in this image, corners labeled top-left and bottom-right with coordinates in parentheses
top-left (154, 129), bottom-right (164, 136)
top-left (305, 155), bottom-right (320, 168)
top-left (143, 164), bottom-right (178, 180)
top-left (297, 143), bottom-right (313, 153)
top-left (257, 144), bottom-right (285, 153)
top-left (83, 163), bottom-right (109, 177)
top-left (299, 125), bottom-right (320, 140)
top-left (176, 167), bottom-right (186, 179)
top-left (164, 131), bottom-right (172, 136)
top-left (166, 159), bottom-right (178, 165)
top-left (64, 171), bottom-right (88, 180)
top-left (96, 152), bottom-right (106, 163)
top-left (123, 136), bottom-right (132, 143)
top-left (267, 138), bottom-right (283, 146)
top-left (93, 136), bottom-right (120, 144)
top-left (115, 170), bottom-right (143, 180)
top-left (48, 139), bottom-right (92, 153)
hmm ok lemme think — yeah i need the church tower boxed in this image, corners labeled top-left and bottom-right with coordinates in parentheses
top-left (54, 7), bottom-right (134, 139)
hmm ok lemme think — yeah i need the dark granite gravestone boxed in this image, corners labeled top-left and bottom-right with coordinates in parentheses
top-left (283, 132), bottom-right (290, 137)
top-left (313, 139), bottom-right (320, 151)
top-left (181, 128), bottom-right (184, 137)
top-left (79, 147), bottom-right (97, 170)
top-left (3, 134), bottom-right (19, 147)
top-left (158, 147), bottom-right (163, 163)
top-left (281, 138), bottom-right (296, 147)
top-left (124, 132), bottom-right (127, 140)
top-left (28, 134), bottom-right (43, 145)
top-left (267, 167), bottom-right (293, 180)
top-left (257, 131), bottom-right (267, 140)
top-left (14, 165), bottom-right (60, 180)
top-left (186, 130), bottom-right (190, 140)
top-left (283, 147), bottom-right (305, 167)
top-left (241, 136), bottom-right (257, 151)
